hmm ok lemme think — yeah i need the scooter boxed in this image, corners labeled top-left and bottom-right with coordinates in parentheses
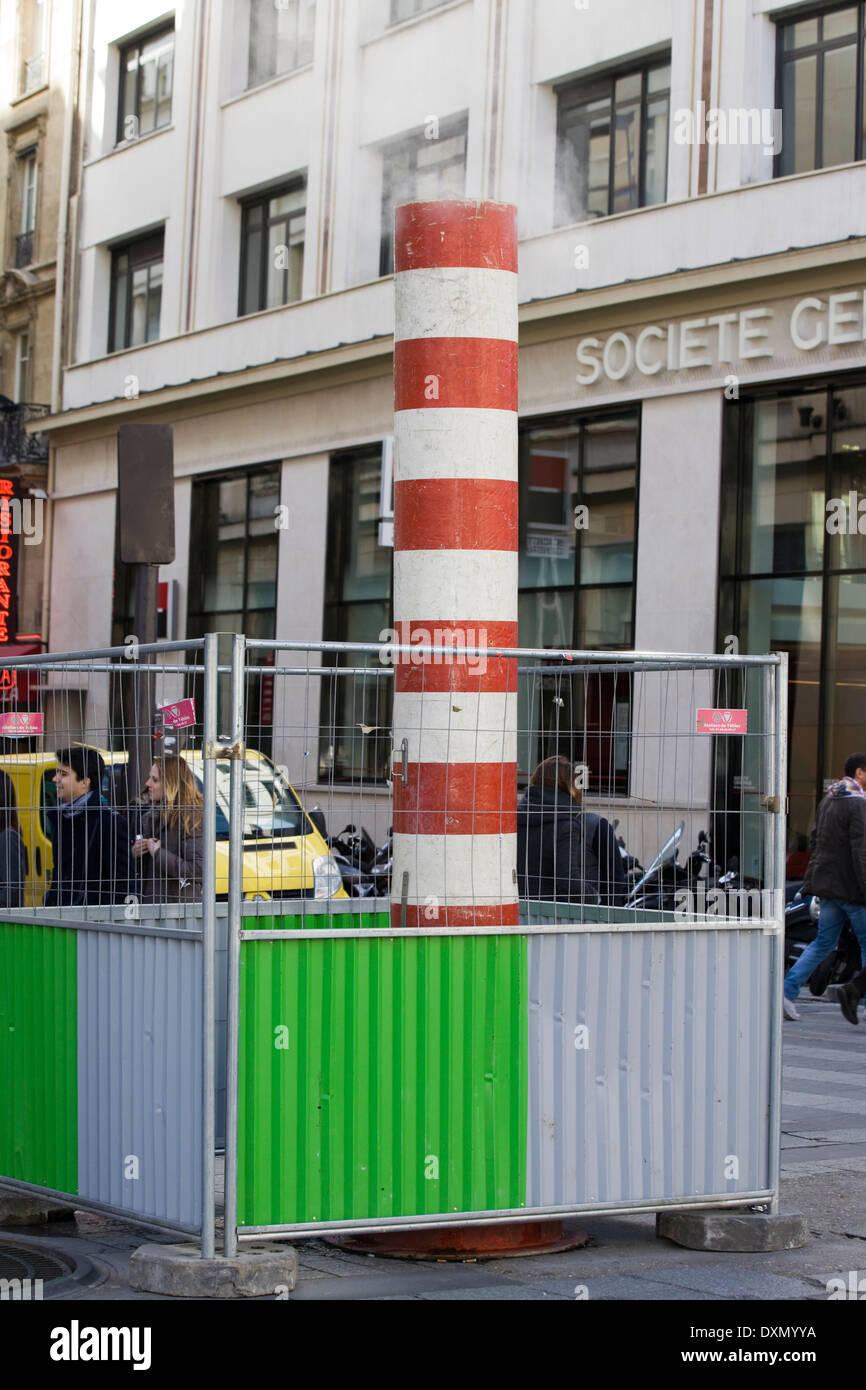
top-left (624, 822), bottom-right (711, 911)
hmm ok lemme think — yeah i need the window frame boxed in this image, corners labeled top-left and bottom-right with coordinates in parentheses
top-left (108, 231), bottom-right (165, 354)
top-left (717, 369), bottom-right (866, 846)
top-left (555, 56), bottom-right (671, 225)
top-left (237, 177), bottom-right (306, 317)
top-left (116, 22), bottom-right (175, 145)
top-left (18, 149), bottom-right (37, 234)
top-left (774, 2), bottom-right (866, 176)
top-left (185, 463), bottom-right (281, 637)
top-left (13, 330), bottom-right (31, 402)
top-left (246, 0), bottom-right (316, 90)
top-left (388, 0), bottom-right (450, 25)
top-left (518, 406), bottom-right (641, 653)
top-left (19, 0), bottom-right (49, 96)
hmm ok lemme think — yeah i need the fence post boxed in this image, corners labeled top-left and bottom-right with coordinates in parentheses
top-left (223, 632), bottom-right (246, 1258)
top-left (200, 632), bottom-right (218, 1259)
top-left (767, 652), bottom-right (788, 1215)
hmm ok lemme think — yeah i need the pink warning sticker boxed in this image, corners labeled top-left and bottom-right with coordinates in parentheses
top-left (160, 697), bottom-right (196, 729)
top-left (697, 708), bottom-right (748, 734)
top-left (0, 711), bottom-right (43, 736)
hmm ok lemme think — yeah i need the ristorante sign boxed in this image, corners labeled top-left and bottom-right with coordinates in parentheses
top-left (575, 289), bottom-right (866, 389)
top-left (0, 478), bottom-right (21, 644)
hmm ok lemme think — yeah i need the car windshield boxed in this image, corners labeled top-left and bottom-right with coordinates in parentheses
top-left (199, 760), bottom-right (309, 840)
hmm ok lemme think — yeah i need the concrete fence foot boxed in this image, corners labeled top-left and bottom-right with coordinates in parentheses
top-left (656, 1208), bottom-right (808, 1252)
top-left (129, 1242), bottom-right (298, 1299)
top-left (0, 1188), bottom-right (73, 1226)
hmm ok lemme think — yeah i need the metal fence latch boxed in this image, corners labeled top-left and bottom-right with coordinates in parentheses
top-left (762, 795), bottom-right (786, 813)
top-left (400, 738), bottom-right (409, 786)
top-left (204, 739), bottom-right (246, 759)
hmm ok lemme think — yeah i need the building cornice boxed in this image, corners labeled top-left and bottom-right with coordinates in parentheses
top-left (33, 237), bottom-right (866, 444)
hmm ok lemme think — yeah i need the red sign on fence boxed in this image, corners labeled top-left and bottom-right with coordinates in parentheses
top-left (696, 708), bottom-right (748, 734)
top-left (160, 697), bottom-right (196, 729)
top-left (0, 711), bottom-right (43, 736)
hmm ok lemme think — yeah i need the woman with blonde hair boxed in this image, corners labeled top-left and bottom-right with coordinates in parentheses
top-left (517, 754), bottom-right (626, 904)
top-left (132, 755), bottom-right (203, 903)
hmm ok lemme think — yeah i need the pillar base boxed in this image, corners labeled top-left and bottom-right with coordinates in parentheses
top-left (656, 1208), bottom-right (807, 1252)
top-left (128, 1242), bottom-right (298, 1298)
top-left (329, 1219), bottom-right (589, 1261)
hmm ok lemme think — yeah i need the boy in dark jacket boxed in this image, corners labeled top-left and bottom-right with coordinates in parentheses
top-left (783, 751), bottom-right (866, 1020)
top-left (44, 746), bottom-right (133, 907)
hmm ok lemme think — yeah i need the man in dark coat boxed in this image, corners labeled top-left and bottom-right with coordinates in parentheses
top-left (783, 751), bottom-right (866, 1021)
top-left (517, 755), bottom-right (626, 904)
top-left (44, 746), bottom-right (133, 907)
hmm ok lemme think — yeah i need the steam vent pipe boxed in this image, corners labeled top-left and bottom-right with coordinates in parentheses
top-left (391, 198), bottom-right (519, 930)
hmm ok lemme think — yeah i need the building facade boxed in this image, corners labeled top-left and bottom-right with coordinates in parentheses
top-left (37, 0), bottom-right (866, 856)
top-left (0, 0), bottom-right (86, 653)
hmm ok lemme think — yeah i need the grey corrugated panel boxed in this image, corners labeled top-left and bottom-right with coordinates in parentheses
top-left (527, 928), bottom-right (773, 1208)
top-left (77, 929), bottom-right (202, 1227)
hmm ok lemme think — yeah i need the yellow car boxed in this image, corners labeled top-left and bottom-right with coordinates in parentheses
top-left (0, 747), bottom-right (346, 906)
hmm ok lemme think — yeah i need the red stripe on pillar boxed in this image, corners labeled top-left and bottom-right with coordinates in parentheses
top-left (394, 200), bottom-right (517, 274)
top-left (394, 479), bottom-right (518, 551)
top-left (394, 338), bottom-right (517, 412)
top-left (391, 619), bottom-right (518, 693)
top-left (390, 901), bottom-right (520, 928)
top-left (393, 762), bottom-right (518, 835)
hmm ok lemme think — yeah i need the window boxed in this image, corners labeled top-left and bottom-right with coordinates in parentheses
top-left (319, 447), bottom-right (393, 783)
top-left (15, 150), bottom-right (37, 268)
top-left (239, 181), bottom-right (305, 315)
top-left (776, 4), bottom-right (865, 175)
top-left (186, 466), bottom-right (280, 756)
top-left (187, 466), bottom-right (280, 639)
top-left (117, 26), bottom-right (174, 142)
top-left (248, 0), bottom-right (315, 87)
top-left (108, 232), bottom-right (164, 352)
top-left (13, 332), bottom-right (31, 402)
top-left (518, 411), bottom-right (639, 795)
top-left (719, 378), bottom-right (866, 854)
top-left (389, 0), bottom-right (449, 23)
top-left (18, 0), bottom-right (48, 95)
top-left (555, 60), bottom-right (670, 224)
top-left (379, 117), bottom-right (467, 276)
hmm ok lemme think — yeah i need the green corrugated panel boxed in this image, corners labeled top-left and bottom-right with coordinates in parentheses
top-left (243, 911), bottom-right (390, 931)
top-left (237, 933), bottom-right (527, 1226)
top-left (0, 922), bottom-right (77, 1193)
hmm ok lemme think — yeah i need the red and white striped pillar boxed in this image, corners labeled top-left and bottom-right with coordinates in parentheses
top-left (391, 198), bottom-right (518, 929)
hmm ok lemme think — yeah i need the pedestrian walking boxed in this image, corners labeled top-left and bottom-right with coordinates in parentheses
top-left (132, 755), bottom-right (203, 903)
top-left (517, 754), bottom-right (626, 904)
top-left (0, 769), bottom-right (27, 907)
top-left (783, 751), bottom-right (866, 1021)
top-left (44, 746), bottom-right (133, 907)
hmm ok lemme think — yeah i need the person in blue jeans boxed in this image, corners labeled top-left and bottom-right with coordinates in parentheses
top-left (784, 751), bottom-right (866, 1020)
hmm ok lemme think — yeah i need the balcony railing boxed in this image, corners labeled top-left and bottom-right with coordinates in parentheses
top-left (14, 232), bottom-right (34, 268)
top-left (0, 401), bottom-right (49, 464)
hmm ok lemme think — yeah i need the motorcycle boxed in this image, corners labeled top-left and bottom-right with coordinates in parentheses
top-left (624, 822), bottom-right (711, 911)
top-left (309, 809), bottom-right (392, 898)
